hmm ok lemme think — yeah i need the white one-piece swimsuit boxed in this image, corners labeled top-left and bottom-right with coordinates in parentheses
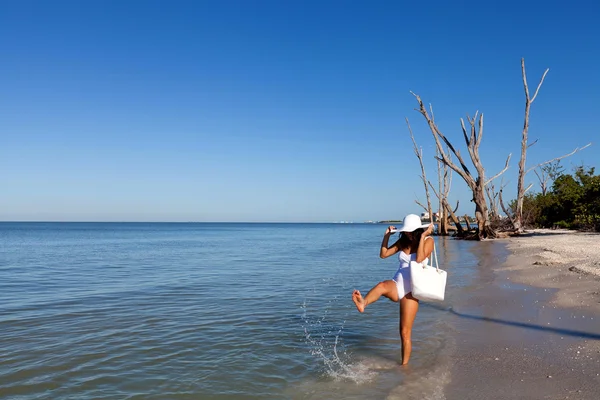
top-left (392, 244), bottom-right (430, 299)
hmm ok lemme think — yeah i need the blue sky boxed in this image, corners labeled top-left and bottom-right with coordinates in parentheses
top-left (1, 0), bottom-right (598, 222)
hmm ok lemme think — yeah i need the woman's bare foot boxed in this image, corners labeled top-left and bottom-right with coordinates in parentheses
top-left (352, 290), bottom-right (366, 313)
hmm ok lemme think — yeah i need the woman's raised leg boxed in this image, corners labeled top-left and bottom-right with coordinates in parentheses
top-left (399, 292), bottom-right (419, 365)
top-left (352, 280), bottom-right (399, 313)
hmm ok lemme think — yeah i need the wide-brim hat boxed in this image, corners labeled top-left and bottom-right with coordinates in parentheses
top-left (397, 214), bottom-right (431, 232)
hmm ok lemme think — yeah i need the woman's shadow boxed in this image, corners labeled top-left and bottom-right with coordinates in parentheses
top-left (421, 302), bottom-right (600, 340)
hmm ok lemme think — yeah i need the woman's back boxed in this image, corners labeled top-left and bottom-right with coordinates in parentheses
top-left (397, 250), bottom-right (428, 270)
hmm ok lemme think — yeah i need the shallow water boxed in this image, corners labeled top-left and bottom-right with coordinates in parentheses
top-left (0, 222), bottom-right (487, 399)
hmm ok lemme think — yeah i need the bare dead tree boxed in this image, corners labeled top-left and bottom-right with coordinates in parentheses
top-left (406, 118), bottom-right (433, 220)
top-left (514, 59), bottom-right (548, 232)
top-left (514, 58), bottom-right (591, 232)
top-left (485, 181), bottom-right (500, 220)
top-left (427, 180), bottom-right (464, 235)
top-left (498, 186), bottom-right (515, 228)
top-left (436, 146), bottom-right (453, 235)
top-left (411, 93), bottom-right (511, 239)
top-left (533, 169), bottom-right (548, 196)
top-left (533, 160), bottom-right (565, 195)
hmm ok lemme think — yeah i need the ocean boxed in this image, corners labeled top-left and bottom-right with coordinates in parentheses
top-left (0, 222), bottom-right (498, 399)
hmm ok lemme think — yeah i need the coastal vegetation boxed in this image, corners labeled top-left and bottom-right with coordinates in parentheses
top-left (506, 164), bottom-right (600, 232)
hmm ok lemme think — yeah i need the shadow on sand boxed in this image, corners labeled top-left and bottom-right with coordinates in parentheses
top-left (421, 302), bottom-right (600, 340)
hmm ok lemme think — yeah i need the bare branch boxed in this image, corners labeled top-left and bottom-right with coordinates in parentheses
top-left (499, 189), bottom-right (515, 225)
top-left (486, 181), bottom-right (499, 219)
top-left (522, 59), bottom-right (549, 103)
top-left (521, 58), bottom-right (530, 100)
top-left (415, 199), bottom-right (428, 212)
top-left (533, 168), bottom-right (543, 183)
top-left (527, 139), bottom-right (539, 149)
top-left (531, 68), bottom-right (550, 103)
top-left (445, 145), bottom-right (453, 195)
top-left (524, 182), bottom-right (534, 194)
top-left (534, 168), bottom-right (548, 196)
top-left (460, 118), bottom-right (471, 147)
top-left (526, 143), bottom-right (592, 175)
top-left (443, 198), bottom-right (464, 234)
top-left (406, 117), bottom-right (433, 218)
top-left (411, 91), bottom-right (475, 188)
top-left (427, 180), bottom-right (440, 199)
top-left (485, 153), bottom-right (512, 186)
top-left (476, 112), bottom-right (484, 151)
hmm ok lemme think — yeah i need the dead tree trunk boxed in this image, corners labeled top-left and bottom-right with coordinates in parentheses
top-left (436, 147), bottom-right (452, 235)
top-left (464, 215), bottom-right (471, 231)
top-left (515, 58), bottom-right (549, 232)
top-left (443, 199), bottom-right (464, 235)
top-left (514, 59), bottom-right (591, 232)
top-left (411, 94), bottom-right (510, 240)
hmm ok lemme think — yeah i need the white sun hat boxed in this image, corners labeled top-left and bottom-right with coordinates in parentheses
top-left (396, 214), bottom-right (431, 232)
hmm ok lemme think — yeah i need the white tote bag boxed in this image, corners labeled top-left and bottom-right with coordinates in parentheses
top-left (410, 240), bottom-right (447, 301)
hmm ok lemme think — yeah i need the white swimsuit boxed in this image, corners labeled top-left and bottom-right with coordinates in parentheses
top-left (392, 240), bottom-right (430, 299)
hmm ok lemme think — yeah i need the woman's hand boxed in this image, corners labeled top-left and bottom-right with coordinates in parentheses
top-left (380, 225), bottom-right (400, 258)
top-left (423, 224), bottom-right (434, 237)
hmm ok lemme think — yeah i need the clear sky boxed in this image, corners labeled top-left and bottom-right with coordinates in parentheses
top-left (1, 0), bottom-right (598, 222)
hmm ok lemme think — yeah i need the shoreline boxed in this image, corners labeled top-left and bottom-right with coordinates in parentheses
top-left (444, 230), bottom-right (600, 399)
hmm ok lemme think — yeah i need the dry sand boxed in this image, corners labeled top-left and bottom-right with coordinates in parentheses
top-left (444, 230), bottom-right (600, 400)
top-left (504, 229), bottom-right (600, 310)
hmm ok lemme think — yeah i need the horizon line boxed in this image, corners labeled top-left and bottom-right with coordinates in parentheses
top-left (0, 220), bottom-right (385, 224)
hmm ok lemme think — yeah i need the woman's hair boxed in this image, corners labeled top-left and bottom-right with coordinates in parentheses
top-left (398, 228), bottom-right (425, 249)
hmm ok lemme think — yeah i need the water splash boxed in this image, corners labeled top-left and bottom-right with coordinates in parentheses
top-left (301, 299), bottom-right (377, 384)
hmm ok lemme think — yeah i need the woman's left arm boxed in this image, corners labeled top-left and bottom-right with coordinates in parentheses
top-left (416, 225), bottom-right (435, 263)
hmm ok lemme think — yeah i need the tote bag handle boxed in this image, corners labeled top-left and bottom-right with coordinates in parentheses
top-left (426, 236), bottom-right (439, 272)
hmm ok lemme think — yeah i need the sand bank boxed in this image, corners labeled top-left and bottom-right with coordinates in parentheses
top-left (444, 230), bottom-right (600, 399)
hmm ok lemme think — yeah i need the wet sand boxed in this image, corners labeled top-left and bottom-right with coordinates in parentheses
top-left (444, 230), bottom-right (600, 399)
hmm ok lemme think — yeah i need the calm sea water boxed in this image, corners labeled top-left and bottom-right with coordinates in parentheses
top-left (0, 222), bottom-right (489, 399)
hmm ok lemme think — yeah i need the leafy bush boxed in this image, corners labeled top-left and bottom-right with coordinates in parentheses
top-left (514, 165), bottom-right (599, 231)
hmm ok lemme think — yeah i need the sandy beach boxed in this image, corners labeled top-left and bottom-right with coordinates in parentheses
top-left (445, 230), bottom-right (600, 399)
top-left (503, 229), bottom-right (600, 310)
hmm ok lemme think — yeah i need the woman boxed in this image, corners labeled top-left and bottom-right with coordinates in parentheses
top-left (352, 214), bottom-right (434, 365)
